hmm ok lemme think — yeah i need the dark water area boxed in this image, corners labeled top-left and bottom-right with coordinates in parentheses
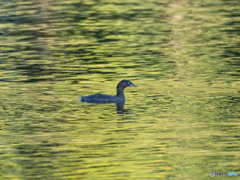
top-left (0, 0), bottom-right (240, 179)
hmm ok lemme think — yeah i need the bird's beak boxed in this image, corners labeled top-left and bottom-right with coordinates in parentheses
top-left (131, 83), bottom-right (138, 87)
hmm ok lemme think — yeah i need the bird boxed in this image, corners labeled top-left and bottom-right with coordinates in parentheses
top-left (80, 80), bottom-right (137, 104)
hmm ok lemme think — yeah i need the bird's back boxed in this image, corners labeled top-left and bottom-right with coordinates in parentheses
top-left (80, 94), bottom-right (125, 104)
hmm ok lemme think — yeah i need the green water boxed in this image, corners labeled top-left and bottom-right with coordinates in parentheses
top-left (0, 0), bottom-right (240, 179)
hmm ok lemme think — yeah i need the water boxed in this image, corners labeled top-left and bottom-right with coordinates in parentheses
top-left (0, 0), bottom-right (240, 179)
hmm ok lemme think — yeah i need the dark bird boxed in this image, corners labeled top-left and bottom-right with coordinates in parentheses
top-left (80, 80), bottom-right (137, 104)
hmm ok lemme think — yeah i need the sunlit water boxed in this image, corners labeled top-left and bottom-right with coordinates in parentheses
top-left (0, 0), bottom-right (240, 179)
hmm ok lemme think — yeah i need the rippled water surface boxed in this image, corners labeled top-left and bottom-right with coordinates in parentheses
top-left (1, 0), bottom-right (240, 179)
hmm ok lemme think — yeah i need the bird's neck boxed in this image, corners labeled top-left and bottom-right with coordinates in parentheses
top-left (116, 87), bottom-right (125, 96)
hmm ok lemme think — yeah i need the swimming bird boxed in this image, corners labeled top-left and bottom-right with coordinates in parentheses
top-left (80, 80), bottom-right (137, 104)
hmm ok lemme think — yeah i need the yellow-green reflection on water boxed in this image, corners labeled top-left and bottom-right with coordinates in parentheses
top-left (0, 0), bottom-right (240, 179)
